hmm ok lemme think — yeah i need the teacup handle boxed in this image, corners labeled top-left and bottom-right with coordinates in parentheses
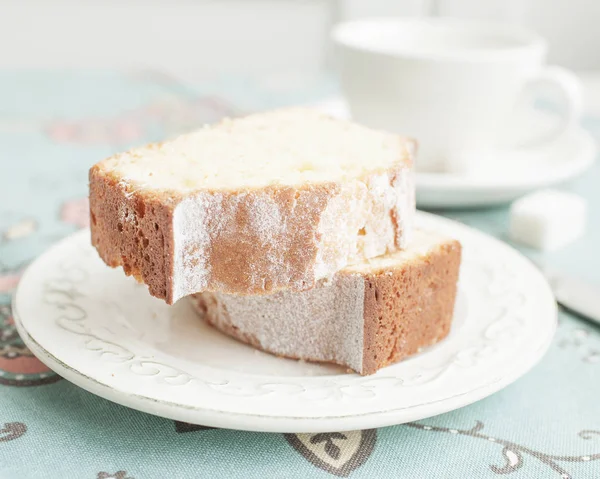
top-left (516, 66), bottom-right (583, 148)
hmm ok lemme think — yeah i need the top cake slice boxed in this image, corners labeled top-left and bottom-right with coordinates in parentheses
top-left (89, 108), bottom-right (415, 303)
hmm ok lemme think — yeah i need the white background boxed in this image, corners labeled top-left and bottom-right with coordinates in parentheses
top-left (1, 0), bottom-right (599, 76)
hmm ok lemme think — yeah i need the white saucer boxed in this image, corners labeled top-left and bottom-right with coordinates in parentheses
top-left (13, 212), bottom-right (556, 432)
top-left (313, 98), bottom-right (597, 209)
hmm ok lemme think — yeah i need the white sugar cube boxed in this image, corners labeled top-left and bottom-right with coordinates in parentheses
top-left (509, 190), bottom-right (586, 251)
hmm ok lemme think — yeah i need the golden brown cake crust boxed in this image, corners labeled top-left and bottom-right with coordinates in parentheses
top-left (89, 166), bottom-right (177, 302)
top-left (361, 240), bottom-right (462, 375)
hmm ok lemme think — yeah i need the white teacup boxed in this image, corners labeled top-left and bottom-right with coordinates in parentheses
top-left (332, 18), bottom-right (583, 173)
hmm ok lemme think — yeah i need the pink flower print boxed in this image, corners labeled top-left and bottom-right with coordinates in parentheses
top-left (46, 118), bottom-right (143, 146)
top-left (60, 197), bottom-right (90, 229)
top-left (0, 272), bottom-right (21, 294)
top-left (113, 119), bottom-right (143, 143)
top-left (45, 94), bottom-right (239, 147)
top-left (97, 472), bottom-right (134, 479)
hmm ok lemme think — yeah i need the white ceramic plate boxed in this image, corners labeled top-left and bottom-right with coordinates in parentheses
top-left (313, 98), bottom-right (597, 209)
top-left (13, 212), bottom-right (556, 433)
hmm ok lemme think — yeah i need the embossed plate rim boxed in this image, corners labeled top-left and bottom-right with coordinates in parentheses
top-left (12, 212), bottom-right (557, 432)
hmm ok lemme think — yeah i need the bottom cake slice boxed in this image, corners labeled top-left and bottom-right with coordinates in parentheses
top-left (190, 230), bottom-right (461, 375)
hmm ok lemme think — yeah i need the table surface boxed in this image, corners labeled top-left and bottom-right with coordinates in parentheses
top-left (1, 71), bottom-right (599, 479)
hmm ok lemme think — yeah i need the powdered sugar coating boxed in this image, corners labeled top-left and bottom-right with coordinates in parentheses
top-left (314, 168), bottom-right (414, 279)
top-left (172, 167), bottom-right (414, 302)
top-left (200, 274), bottom-right (365, 372)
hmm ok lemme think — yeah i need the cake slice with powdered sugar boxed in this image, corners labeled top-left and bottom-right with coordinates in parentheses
top-left (191, 230), bottom-right (461, 375)
top-left (89, 108), bottom-right (415, 304)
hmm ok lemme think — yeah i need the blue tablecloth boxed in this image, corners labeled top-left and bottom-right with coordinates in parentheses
top-left (1, 71), bottom-right (599, 479)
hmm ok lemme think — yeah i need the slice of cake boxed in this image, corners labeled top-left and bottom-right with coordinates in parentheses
top-left (90, 108), bottom-right (415, 304)
top-left (191, 230), bottom-right (461, 375)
